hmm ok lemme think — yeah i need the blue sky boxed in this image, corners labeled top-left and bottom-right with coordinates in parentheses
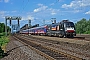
top-left (0, 0), bottom-right (90, 27)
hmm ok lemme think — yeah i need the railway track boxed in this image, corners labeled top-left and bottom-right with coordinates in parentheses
top-left (19, 34), bottom-right (90, 60)
top-left (75, 34), bottom-right (90, 41)
top-left (13, 34), bottom-right (84, 60)
top-left (21, 34), bottom-right (88, 41)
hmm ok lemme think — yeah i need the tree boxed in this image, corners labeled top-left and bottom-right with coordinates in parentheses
top-left (0, 23), bottom-right (5, 33)
top-left (0, 23), bottom-right (10, 33)
top-left (75, 18), bottom-right (90, 34)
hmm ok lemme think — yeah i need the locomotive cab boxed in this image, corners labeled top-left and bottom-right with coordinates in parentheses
top-left (61, 21), bottom-right (76, 37)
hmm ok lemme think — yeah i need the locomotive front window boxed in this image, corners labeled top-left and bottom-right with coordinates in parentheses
top-left (65, 22), bottom-right (74, 27)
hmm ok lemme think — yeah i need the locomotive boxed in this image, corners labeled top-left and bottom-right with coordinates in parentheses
top-left (20, 20), bottom-right (76, 38)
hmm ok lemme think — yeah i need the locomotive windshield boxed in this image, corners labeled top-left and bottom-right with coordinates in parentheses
top-left (64, 22), bottom-right (74, 27)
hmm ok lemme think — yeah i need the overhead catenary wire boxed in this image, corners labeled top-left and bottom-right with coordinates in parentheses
top-left (22, 0), bottom-right (30, 12)
top-left (18, 0), bottom-right (30, 16)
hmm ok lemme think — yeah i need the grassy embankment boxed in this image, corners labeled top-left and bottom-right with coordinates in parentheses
top-left (0, 33), bottom-right (9, 58)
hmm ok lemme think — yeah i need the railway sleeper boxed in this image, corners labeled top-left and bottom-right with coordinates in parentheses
top-left (14, 35), bottom-right (83, 60)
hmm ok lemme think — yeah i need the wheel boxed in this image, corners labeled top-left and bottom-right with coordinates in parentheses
top-left (59, 35), bottom-right (64, 38)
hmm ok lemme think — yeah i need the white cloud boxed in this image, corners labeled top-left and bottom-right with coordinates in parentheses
top-left (33, 4), bottom-right (60, 16)
top-left (62, 0), bottom-right (90, 9)
top-left (85, 11), bottom-right (90, 14)
top-left (0, 10), bottom-right (17, 15)
top-left (11, 11), bottom-right (17, 13)
top-left (0, 10), bottom-right (18, 20)
top-left (4, 0), bottom-right (9, 3)
top-left (0, 11), bottom-right (6, 19)
top-left (74, 10), bottom-right (81, 13)
top-left (0, 0), bottom-right (9, 3)
top-left (50, 3), bottom-right (55, 6)
top-left (0, 11), bottom-right (6, 15)
top-left (57, 9), bottom-right (81, 15)
top-left (37, 3), bottom-right (43, 6)
top-left (49, 8), bottom-right (59, 15)
top-left (34, 4), bottom-right (48, 13)
top-left (34, 9), bottom-right (40, 13)
top-left (22, 15), bottom-right (34, 20)
top-left (51, 12), bottom-right (56, 15)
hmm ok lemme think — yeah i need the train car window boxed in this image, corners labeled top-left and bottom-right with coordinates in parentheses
top-left (48, 25), bottom-right (51, 30)
top-left (64, 23), bottom-right (66, 28)
top-left (51, 25), bottom-right (57, 31)
top-left (60, 24), bottom-right (63, 29)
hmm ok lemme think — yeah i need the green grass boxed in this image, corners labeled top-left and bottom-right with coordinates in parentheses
top-left (0, 36), bottom-right (9, 46)
top-left (76, 31), bottom-right (90, 34)
top-left (0, 33), bottom-right (9, 58)
top-left (84, 31), bottom-right (90, 34)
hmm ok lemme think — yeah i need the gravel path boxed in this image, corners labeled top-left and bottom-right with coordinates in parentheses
top-left (0, 37), bottom-right (47, 60)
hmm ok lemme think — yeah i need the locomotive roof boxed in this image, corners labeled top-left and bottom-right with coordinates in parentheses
top-left (29, 25), bottom-right (47, 29)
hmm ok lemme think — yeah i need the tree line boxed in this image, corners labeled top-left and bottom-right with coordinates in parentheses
top-left (0, 23), bottom-right (10, 33)
top-left (75, 18), bottom-right (90, 34)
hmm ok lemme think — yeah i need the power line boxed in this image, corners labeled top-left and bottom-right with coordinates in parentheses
top-left (22, 0), bottom-right (30, 11)
top-left (18, 0), bottom-right (30, 16)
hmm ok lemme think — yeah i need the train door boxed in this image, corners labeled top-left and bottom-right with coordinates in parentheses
top-left (59, 23), bottom-right (65, 37)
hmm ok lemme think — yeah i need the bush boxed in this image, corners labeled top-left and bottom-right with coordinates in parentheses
top-left (0, 33), bottom-right (5, 38)
top-left (0, 36), bottom-right (9, 46)
top-left (84, 31), bottom-right (90, 34)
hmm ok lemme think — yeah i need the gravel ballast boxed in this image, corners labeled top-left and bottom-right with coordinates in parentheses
top-left (0, 37), bottom-right (47, 60)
